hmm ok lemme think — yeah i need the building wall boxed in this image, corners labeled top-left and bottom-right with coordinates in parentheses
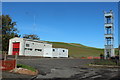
top-left (52, 48), bottom-right (59, 57)
top-left (8, 37), bottom-right (24, 55)
top-left (24, 40), bottom-right (43, 56)
top-left (58, 48), bottom-right (68, 57)
top-left (23, 40), bottom-right (52, 56)
top-left (52, 48), bottom-right (68, 58)
top-left (43, 48), bottom-right (52, 57)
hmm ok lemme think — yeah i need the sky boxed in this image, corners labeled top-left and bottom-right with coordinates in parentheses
top-left (2, 2), bottom-right (118, 48)
top-left (118, 2), bottom-right (120, 49)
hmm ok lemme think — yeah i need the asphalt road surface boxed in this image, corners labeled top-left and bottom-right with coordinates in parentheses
top-left (2, 57), bottom-right (120, 80)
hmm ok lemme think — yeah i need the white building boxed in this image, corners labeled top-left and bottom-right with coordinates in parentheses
top-left (8, 37), bottom-right (68, 58)
top-left (52, 48), bottom-right (68, 58)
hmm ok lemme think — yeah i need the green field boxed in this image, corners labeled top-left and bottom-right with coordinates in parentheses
top-left (47, 41), bottom-right (104, 58)
top-left (1, 40), bottom-right (118, 58)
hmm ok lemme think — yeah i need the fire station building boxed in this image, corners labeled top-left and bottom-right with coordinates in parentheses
top-left (8, 37), bottom-right (68, 58)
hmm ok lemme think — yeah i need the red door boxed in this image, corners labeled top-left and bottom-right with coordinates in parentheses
top-left (12, 42), bottom-right (20, 55)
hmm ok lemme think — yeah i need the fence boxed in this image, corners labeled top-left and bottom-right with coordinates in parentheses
top-left (81, 56), bottom-right (100, 59)
top-left (0, 60), bottom-right (16, 70)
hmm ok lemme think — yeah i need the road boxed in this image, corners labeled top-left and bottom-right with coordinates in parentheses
top-left (2, 57), bottom-right (120, 80)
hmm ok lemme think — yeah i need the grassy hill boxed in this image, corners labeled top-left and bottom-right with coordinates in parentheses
top-left (47, 41), bottom-right (104, 58)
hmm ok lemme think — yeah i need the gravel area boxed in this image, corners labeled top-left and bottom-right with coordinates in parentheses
top-left (2, 57), bottom-right (120, 80)
top-left (2, 71), bottom-right (34, 80)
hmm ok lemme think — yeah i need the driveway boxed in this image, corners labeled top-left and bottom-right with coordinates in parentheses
top-left (2, 57), bottom-right (120, 80)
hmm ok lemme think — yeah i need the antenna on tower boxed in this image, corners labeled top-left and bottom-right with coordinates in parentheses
top-left (33, 15), bottom-right (36, 27)
top-left (33, 14), bottom-right (36, 32)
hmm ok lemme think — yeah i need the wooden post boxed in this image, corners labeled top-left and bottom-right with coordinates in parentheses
top-left (4, 52), bottom-right (6, 61)
top-left (15, 53), bottom-right (18, 68)
top-left (3, 52), bottom-right (7, 66)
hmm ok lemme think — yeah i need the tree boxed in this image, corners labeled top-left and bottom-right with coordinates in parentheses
top-left (2, 15), bottom-right (19, 51)
top-left (23, 34), bottom-right (40, 40)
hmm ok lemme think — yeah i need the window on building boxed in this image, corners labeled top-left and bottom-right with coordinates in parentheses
top-left (26, 44), bottom-right (29, 47)
top-left (29, 48), bottom-right (32, 51)
top-left (35, 49), bottom-right (42, 51)
top-left (25, 48), bottom-right (32, 51)
top-left (53, 49), bottom-right (55, 51)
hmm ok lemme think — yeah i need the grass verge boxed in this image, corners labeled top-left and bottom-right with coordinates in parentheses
top-left (91, 59), bottom-right (120, 66)
top-left (17, 64), bottom-right (36, 72)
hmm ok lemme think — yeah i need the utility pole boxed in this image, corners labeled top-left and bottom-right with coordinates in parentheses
top-left (104, 10), bottom-right (115, 59)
